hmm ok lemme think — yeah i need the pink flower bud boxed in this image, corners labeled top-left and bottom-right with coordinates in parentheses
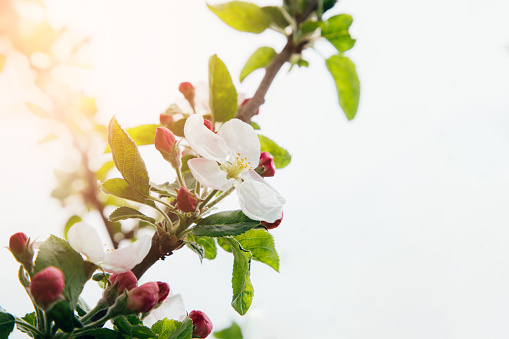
top-left (262, 211), bottom-right (283, 230)
top-left (155, 127), bottom-right (181, 169)
top-left (109, 271), bottom-right (138, 293)
top-left (9, 232), bottom-right (29, 254)
top-left (156, 282), bottom-right (170, 303)
top-left (240, 98), bottom-right (259, 115)
top-left (256, 152), bottom-right (276, 177)
top-left (160, 113), bottom-right (174, 126)
top-left (127, 282), bottom-right (159, 313)
top-left (189, 310), bottom-right (213, 338)
top-left (203, 119), bottom-right (214, 132)
top-left (179, 82), bottom-right (195, 104)
top-left (176, 187), bottom-right (198, 213)
top-left (30, 266), bottom-right (65, 308)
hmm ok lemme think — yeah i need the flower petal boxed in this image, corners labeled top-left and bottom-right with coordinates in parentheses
top-left (184, 115), bottom-right (229, 162)
top-left (193, 82), bottom-right (210, 114)
top-left (235, 172), bottom-right (285, 222)
top-left (144, 294), bottom-right (187, 327)
top-left (218, 118), bottom-right (260, 166)
top-left (102, 235), bottom-right (152, 273)
top-left (245, 170), bottom-right (286, 204)
top-left (67, 222), bottom-right (105, 263)
top-left (188, 158), bottom-right (232, 191)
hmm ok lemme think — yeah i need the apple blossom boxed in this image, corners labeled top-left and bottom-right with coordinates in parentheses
top-left (184, 115), bottom-right (284, 222)
top-left (67, 222), bottom-right (151, 274)
top-left (262, 212), bottom-right (283, 230)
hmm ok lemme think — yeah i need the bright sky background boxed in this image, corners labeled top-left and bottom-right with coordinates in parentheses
top-left (2, 0), bottom-right (509, 338)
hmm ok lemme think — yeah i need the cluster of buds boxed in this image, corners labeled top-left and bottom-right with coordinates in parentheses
top-left (125, 281), bottom-right (170, 313)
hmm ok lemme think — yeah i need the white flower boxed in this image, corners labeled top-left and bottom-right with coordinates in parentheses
top-left (143, 294), bottom-right (187, 327)
top-left (67, 222), bottom-right (151, 274)
top-left (184, 115), bottom-right (285, 222)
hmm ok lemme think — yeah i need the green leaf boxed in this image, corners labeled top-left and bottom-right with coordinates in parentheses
top-left (192, 211), bottom-right (261, 237)
top-left (108, 117), bottom-right (151, 195)
top-left (109, 206), bottom-right (156, 225)
top-left (261, 6), bottom-right (290, 29)
top-left (300, 20), bottom-right (322, 35)
top-left (249, 121), bottom-right (260, 130)
top-left (213, 321), bottom-right (243, 339)
top-left (240, 47), bottom-right (277, 82)
top-left (33, 236), bottom-right (89, 309)
top-left (187, 234), bottom-right (217, 260)
top-left (224, 238), bottom-right (253, 315)
top-left (325, 55), bottom-right (360, 120)
top-left (105, 124), bottom-right (159, 152)
top-left (131, 325), bottom-right (157, 338)
top-left (208, 1), bottom-right (272, 34)
top-left (0, 311), bottom-right (15, 338)
top-left (236, 230), bottom-right (279, 272)
top-left (258, 135), bottom-right (291, 169)
top-left (321, 14), bottom-right (356, 52)
top-left (151, 317), bottom-right (193, 339)
top-left (209, 55), bottom-right (238, 122)
top-left (322, 0), bottom-right (338, 13)
top-left (63, 215), bottom-right (81, 240)
top-left (17, 312), bottom-right (36, 337)
top-left (96, 160), bottom-right (115, 182)
top-left (150, 172), bottom-right (196, 198)
top-left (100, 178), bottom-right (155, 207)
top-left (46, 300), bottom-right (81, 333)
top-left (186, 240), bottom-right (205, 263)
top-left (82, 328), bottom-right (125, 339)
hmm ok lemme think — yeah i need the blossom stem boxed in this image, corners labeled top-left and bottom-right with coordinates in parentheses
top-left (14, 318), bottom-right (44, 338)
top-left (154, 205), bottom-right (174, 231)
top-left (199, 189), bottom-right (219, 210)
top-left (176, 166), bottom-right (186, 188)
top-left (80, 302), bottom-right (107, 324)
top-left (207, 186), bottom-right (235, 210)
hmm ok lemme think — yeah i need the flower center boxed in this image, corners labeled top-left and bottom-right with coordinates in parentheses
top-left (221, 153), bottom-right (253, 180)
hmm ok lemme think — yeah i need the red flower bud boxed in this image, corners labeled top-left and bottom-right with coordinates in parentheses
top-left (176, 187), bottom-right (198, 213)
top-left (256, 152), bottom-right (276, 177)
top-left (160, 113), bottom-right (174, 126)
top-left (262, 212), bottom-right (283, 230)
top-left (127, 282), bottom-right (159, 313)
top-left (155, 127), bottom-right (181, 169)
top-left (156, 282), bottom-right (170, 303)
top-left (9, 232), bottom-right (29, 254)
top-left (30, 266), bottom-right (65, 308)
top-left (179, 82), bottom-right (195, 104)
top-left (203, 119), bottom-right (213, 132)
top-left (189, 310), bottom-right (213, 338)
top-left (109, 271), bottom-right (138, 293)
top-left (240, 98), bottom-right (259, 115)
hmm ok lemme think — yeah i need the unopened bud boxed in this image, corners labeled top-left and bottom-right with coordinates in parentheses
top-left (179, 82), bottom-right (195, 105)
top-left (240, 98), bottom-right (259, 115)
top-left (160, 113), bottom-right (174, 127)
top-left (189, 310), bottom-right (213, 338)
top-left (261, 211), bottom-right (283, 230)
top-left (9, 232), bottom-right (29, 255)
top-left (126, 282), bottom-right (159, 313)
top-left (109, 271), bottom-right (138, 293)
top-left (156, 282), bottom-right (170, 303)
top-left (155, 127), bottom-right (181, 169)
top-left (203, 119), bottom-right (214, 132)
top-left (176, 187), bottom-right (198, 213)
top-left (256, 152), bottom-right (276, 177)
top-left (30, 266), bottom-right (65, 309)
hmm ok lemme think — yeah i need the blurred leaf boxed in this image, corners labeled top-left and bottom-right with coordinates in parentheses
top-left (236, 229), bottom-right (279, 272)
top-left (224, 238), bottom-right (253, 315)
top-left (249, 121), bottom-right (260, 130)
top-left (17, 312), bottom-right (36, 337)
top-left (108, 117), bottom-right (151, 195)
top-left (326, 55), bottom-right (360, 120)
top-left (109, 206), bottom-right (156, 225)
top-left (188, 234), bottom-right (217, 260)
top-left (96, 161), bottom-right (115, 182)
top-left (46, 300), bottom-right (79, 333)
top-left (209, 55), bottom-right (238, 122)
top-left (322, 0), bottom-right (338, 13)
top-left (38, 133), bottom-right (58, 144)
top-left (321, 14), bottom-right (356, 52)
top-left (192, 211), bottom-right (261, 237)
top-left (261, 6), bottom-right (290, 29)
top-left (63, 215), bottom-right (82, 240)
top-left (79, 96), bottom-right (97, 118)
top-left (240, 47), bottom-right (277, 82)
top-left (26, 102), bottom-right (51, 118)
top-left (0, 311), bottom-right (15, 338)
top-left (150, 172), bottom-right (196, 198)
top-left (300, 20), bottom-right (321, 35)
top-left (33, 236), bottom-right (89, 309)
top-left (100, 178), bottom-right (155, 207)
top-left (208, 1), bottom-right (272, 34)
top-left (0, 54), bottom-right (5, 73)
top-left (258, 135), bottom-right (291, 169)
top-left (213, 321), bottom-right (243, 339)
top-left (186, 240), bottom-right (205, 263)
top-left (105, 124), bottom-right (159, 152)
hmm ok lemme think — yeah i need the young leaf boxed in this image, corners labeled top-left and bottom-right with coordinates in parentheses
top-left (261, 6), bottom-right (290, 29)
top-left (213, 321), bottom-right (243, 339)
top-left (33, 236), bottom-right (89, 309)
top-left (63, 215), bottom-right (82, 240)
top-left (236, 229), bottom-right (279, 272)
top-left (208, 1), bottom-right (272, 34)
top-left (188, 234), bottom-right (217, 260)
top-left (0, 311), bottom-right (15, 338)
top-left (108, 117), bottom-right (151, 195)
top-left (192, 210), bottom-right (261, 237)
top-left (258, 135), bottom-right (291, 169)
top-left (100, 178), bottom-right (155, 207)
top-left (321, 14), bottom-right (356, 52)
top-left (151, 317), bottom-right (193, 339)
top-left (109, 206), bottom-right (156, 225)
top-left (326, 55), bottom-right (360, 120)
top-left (105, 124), bottom-right (159, 152)
top-left (186, 240), bottom-right (205, 263)
top-left (209, 55), bottom-right (238, 122)
top-left (240, 47), bottom-right (277, 82)
top-left (17, 313), bottom-right (36, 337)
top-left (224, 238), bottom-right (253, 315)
